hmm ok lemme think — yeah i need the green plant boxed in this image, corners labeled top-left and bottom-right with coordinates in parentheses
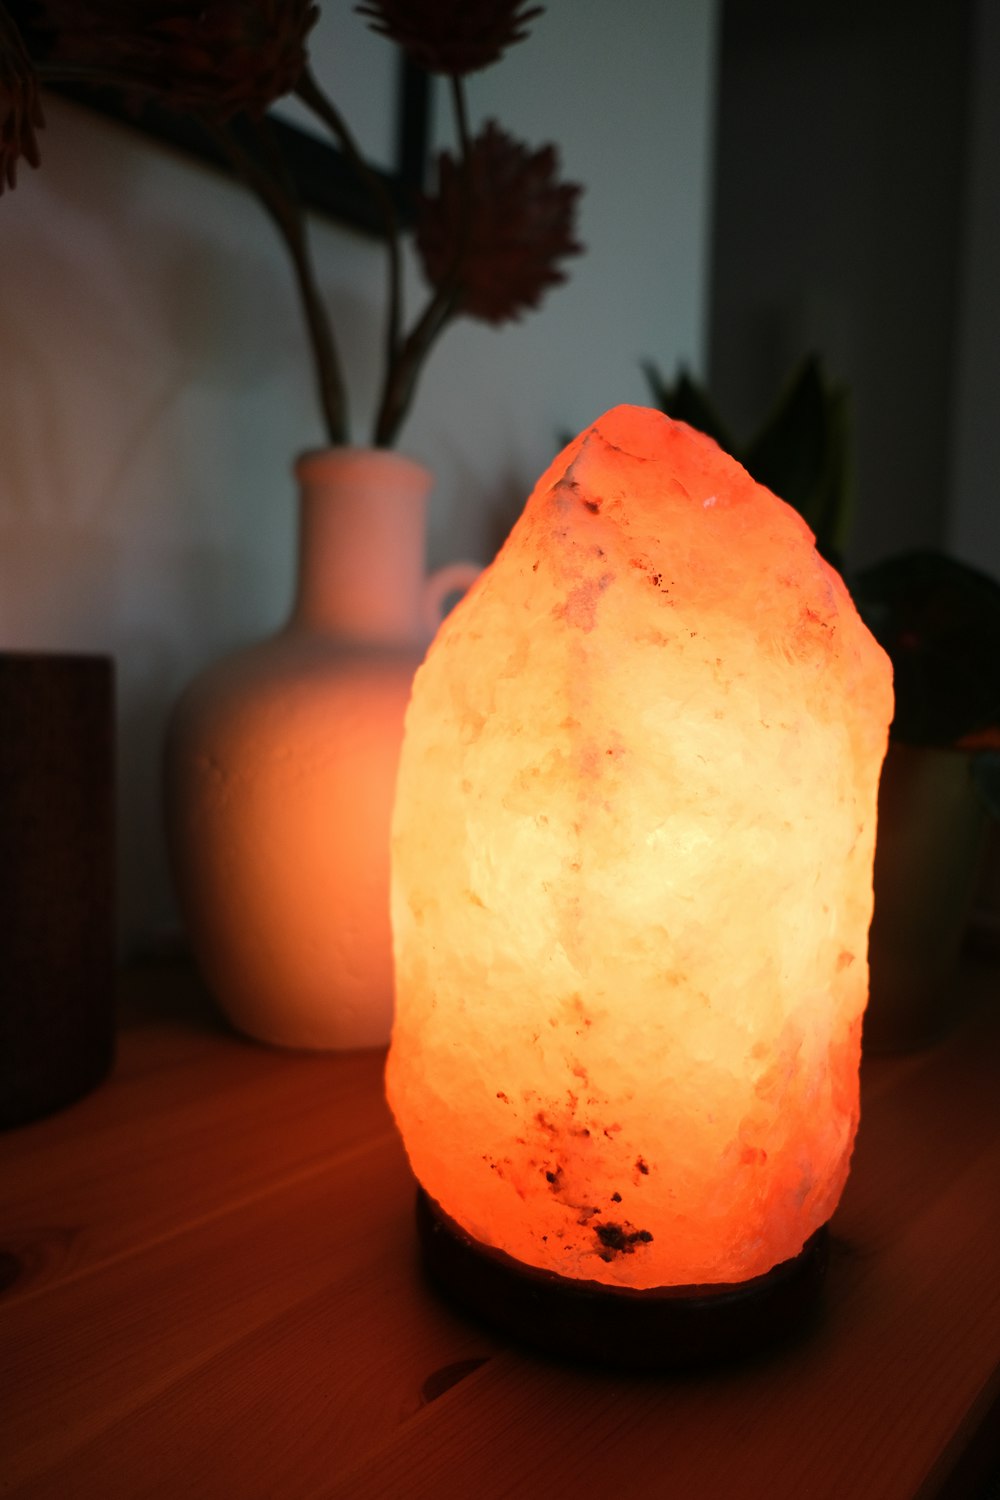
top-left (851, 551), bottom-right (1000, 814)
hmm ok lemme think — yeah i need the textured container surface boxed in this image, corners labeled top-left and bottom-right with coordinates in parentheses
top-left (388, 406), bottom-right (893, 1288)
top-left (167, 639), bottom-right (420, 1050)
top-left (0, 653), bottom-right (115, 1128)
top-left (166, 449), bottom-right (478, 1051)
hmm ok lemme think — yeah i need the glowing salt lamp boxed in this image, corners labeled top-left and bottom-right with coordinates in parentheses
top-left (387, 405), bottom-right (893, 1364)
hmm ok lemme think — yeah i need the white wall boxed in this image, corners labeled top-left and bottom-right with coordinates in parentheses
top-left (947, 0), bottom-right (1000, 578)
top-left (0, 0), bottom-right (719, 953)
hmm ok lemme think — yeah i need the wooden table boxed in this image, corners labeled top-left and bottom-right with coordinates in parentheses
top-left (2, 956), bottom-right (999, 1499)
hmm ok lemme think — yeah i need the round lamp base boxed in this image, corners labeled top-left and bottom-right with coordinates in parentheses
top-left (416, 1188), bottom-right (829, 1369)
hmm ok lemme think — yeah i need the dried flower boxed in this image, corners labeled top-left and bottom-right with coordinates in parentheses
top-left (4, 2), bottom-right (583, 445)
top-left (0, 3), bottom-right (43, 192)
top-left (356, 0), bottom-right (542, 76)
top-left (36, 0), bottom-right (318, 120)
top-left (417, 120), bottom-right (582, 325)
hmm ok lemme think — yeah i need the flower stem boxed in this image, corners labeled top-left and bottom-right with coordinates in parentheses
top-left (295, 66), bottom-right (402, 409)
top-left (373, 74), bottom-right (475, 448)
top-left (373, 285), bottom-right (457, 448)
top-left (450, 72), bottom-right (473, 161)
top-left (36, 60), bottom-right (350, 444)
top-left (208, 118), bottom-right (348, 445)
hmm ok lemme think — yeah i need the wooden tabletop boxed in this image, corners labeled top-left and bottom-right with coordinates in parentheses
top-left (2, 955), bottom-right (999, 1499)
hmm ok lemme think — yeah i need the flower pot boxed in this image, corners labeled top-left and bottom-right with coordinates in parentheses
top-left (865, 741), bottom-right (991, 1051)
top-left (165, 447), bottom-right (478, 1050)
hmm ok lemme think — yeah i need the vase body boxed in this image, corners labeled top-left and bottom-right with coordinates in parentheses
top-left (166, 448), bottom-right (475, 1049)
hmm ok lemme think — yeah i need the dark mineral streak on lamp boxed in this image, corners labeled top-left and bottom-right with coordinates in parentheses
top-left (385, 406), bottom-right (893, 1367)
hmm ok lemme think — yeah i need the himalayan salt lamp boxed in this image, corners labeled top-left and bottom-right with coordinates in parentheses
top-left (387, 405), bottom-right (893, 1364)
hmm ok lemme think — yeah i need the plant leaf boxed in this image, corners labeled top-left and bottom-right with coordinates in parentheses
top-left (743, 356), bottom-right (829, 522)
top-left (813, 382), bottom-right (855, 561)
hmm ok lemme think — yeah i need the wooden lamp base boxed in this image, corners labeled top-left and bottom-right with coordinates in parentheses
top-left (416, 1188), bottom-right (829, 1370)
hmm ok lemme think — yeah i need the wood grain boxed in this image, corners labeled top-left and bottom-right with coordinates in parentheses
top-left (0, 967), bottom-right (388, 1302)
top-left (1, 956), bottom-right (997, 1499)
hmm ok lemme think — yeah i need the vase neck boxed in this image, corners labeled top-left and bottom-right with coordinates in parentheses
top-left (290, 447), bottom-right (433, 645)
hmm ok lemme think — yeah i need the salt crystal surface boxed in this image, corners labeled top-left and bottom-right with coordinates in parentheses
top-left (387, 405), bottom-right (893, 1287)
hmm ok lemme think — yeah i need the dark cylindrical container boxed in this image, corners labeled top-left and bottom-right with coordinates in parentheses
top-left (0, 653), bottom-right (116, 1128)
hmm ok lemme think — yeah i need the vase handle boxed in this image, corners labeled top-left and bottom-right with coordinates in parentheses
top-left (423, 561), bottom-right (482, 637)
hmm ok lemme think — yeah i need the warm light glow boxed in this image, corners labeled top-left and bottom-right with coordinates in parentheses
top-left (387, 406), bottom-right (893, 1288)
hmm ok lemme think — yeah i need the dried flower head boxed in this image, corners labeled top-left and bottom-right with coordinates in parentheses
top-left (356, 0), bottom-right (542, 76)
top-left (36, 0), bottom-right (318, 120)
top-left (0, 4), bottom-right (43, 192)
top-left (417, 120), bottom-right (582, 325)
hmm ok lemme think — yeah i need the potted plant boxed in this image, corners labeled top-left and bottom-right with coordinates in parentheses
top-left (644, 357), bottom-right (1000, 1048)
top-left (851, 552), bottom-right (1000, 1047)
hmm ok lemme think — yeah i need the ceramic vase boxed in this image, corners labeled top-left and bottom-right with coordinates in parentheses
top-left (165, 447), bottom-right (477, 1049)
